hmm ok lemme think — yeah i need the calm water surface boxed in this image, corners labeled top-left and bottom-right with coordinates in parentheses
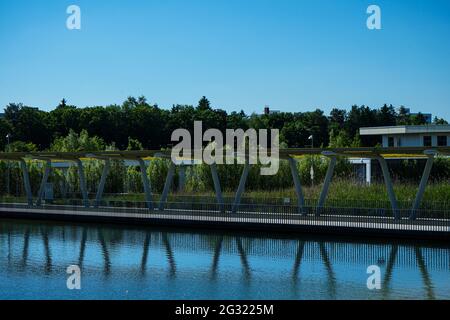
top-left (0, 219), bottom-right (449, 300)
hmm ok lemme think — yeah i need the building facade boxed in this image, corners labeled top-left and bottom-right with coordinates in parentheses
top-left (360, 125), bottom-right (450, 148)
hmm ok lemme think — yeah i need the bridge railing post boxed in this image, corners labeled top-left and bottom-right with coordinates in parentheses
top-left (94, 158), bottom-right (111, 208)
top-left (410, 150), bottom-right (436, 220)
top-left (288, 157), bottom-right (306, 215)
top-left (376, 156), bottom-right (400, 220)
top-left (232, 161), bottom-right (250, 214)
top-left (159, 161), bottom-right (176, 211)
top-left (138, 159), bottom-right (154, 211)
top-left (19, 159), bottom-right (33, 206)
top-left (317, 152), bottom-right (337, 216)
top-left (36, 159), bottom-right (52, 207)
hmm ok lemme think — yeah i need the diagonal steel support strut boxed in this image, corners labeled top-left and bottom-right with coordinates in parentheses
top-left (288, 157), bottom-right (306, 215)
top-left (377, 156), bottom-right (400, 220)
top-left (138, 159), bottom-right (154, 210)
top-left (75, 159), bottom-right (90, 208)
top-left (36, 159), bottom-right (52, 206)
top-left (94, 159), bottom-right (111, 208)
top-left (317, 152), bottom-right (337, 216)
top-left (20, 159), bottom-right (33, 206)
top-left (410, 150), bottom-right (436, 220)
top-left (210, 163), bottom-right (225, 213)
top-left (159, 162), bottom-right (176, 211)
top-left (232, 162), bottom-right (250, 214)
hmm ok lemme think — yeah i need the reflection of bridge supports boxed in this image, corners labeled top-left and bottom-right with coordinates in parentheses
top-left (41, 227), bottom-right (52, 273)
top-left (211, 236), bottom-right (224, 279)
top-left (97, 229), bottom-right (111, 275)
top-left (36, 160), bottom-right (52, 206)
top-left (232, 163), bottom-right (250, 214)
top-left (317, 152), bottom-right (337, 215)
top-left (288, 157), bottom-right (305, 215)
top-left (318, 242), bottom-right (336, 298)
top-left (162, 233), bottom-right (177, 277)
top-left (78, 228), bottom-right (87, 267)
top-left (75, 159), bottom-right (90, 208)
top-left (141, 233), bottom-right (151, 274)
top-left (411, 150), bottom-right (436, 220)
top-left (382, 244), bottom-right (398, 299)
top-left (236, 237), bottom-right (251, 280)
top-left (94, 159), bottom-right (111, 208)
top-left (138, 159), bottom-right (154, 211)
top-left (210, 163), bottom-right (224, 213)
top-left (377, 157), bottom-right (400, 220)
top-left (19, 159), bottom-right (33, 206)
top-left (415, 247), bottom-right (435, 300)
top-left (22, 227), bottom-right (30, 267)
top-left (159, 163), bottom-right (176, 211)
top-left (292, 240), bottom-right (305, 281)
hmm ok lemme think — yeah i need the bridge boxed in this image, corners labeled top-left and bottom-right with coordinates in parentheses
top-left (0, 147), bottom-right (449, 238)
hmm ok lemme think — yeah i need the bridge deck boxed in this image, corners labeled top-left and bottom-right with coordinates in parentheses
top-left (0, 204), bottom-right (448, 240)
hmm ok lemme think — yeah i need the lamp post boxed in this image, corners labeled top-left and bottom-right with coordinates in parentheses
top-left (308, 134), bottom-right (314, 186)
top-left (6, 133), bottom-right (12, 195)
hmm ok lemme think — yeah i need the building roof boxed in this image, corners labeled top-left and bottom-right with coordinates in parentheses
top-left (360, 125), bottom-right (450, 136)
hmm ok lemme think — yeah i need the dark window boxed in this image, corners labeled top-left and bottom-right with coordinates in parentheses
top-left (423, 136), bottom-right (432, 147)
top-left (388, 137), bottom-right (395, 147)
top-left (438, 136), bottom-right (447, 146)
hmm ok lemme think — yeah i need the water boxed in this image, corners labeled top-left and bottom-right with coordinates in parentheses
top-left (0, 219), bottom-right (449, 300)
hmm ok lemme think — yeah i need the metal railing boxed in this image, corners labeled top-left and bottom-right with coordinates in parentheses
top-left (0, 197), bottom-right (448, 234)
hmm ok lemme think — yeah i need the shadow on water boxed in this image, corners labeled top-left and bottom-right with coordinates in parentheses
top-left (0, 219), bottom-right (449, 299)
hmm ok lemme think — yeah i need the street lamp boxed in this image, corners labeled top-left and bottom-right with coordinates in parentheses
top-left (308, 134), bottom-right (314, 186)
top-left (5, 133), bottom-right (12, 195)
top-left (6, 133), bottom-right (11, 151)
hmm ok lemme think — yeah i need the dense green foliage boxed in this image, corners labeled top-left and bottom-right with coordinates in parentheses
top-left (2, 96), bottom-right (447, 151)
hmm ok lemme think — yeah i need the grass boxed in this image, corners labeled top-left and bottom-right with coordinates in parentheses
top-left (1, 179), bottom-right (448, 210)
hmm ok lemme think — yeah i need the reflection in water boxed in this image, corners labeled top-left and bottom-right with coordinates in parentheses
top-left (97, 229), bottom-right (111, 276)
top-left (162, 233), bottom-right (176, 278)
top-left (382, 244), bottom-right (398, 299)
top-left (22, 227), bottom-right (30, 267)
top-left (140, 233), bottom-right (151, 275)
top-left (0, 219), bottom-right (449, 300)
top-left (415, 247), bottom-right (435, 300)
top-left (319, 242), bottom-right (336, 299)
top-left (41, 227), bottom-right (52, 274)
top-left (210, 236), bottom-right (223, 281)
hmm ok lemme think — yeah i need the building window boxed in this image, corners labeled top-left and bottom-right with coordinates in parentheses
top-left (437, 136), bottom-right (447, 147)
top-left (397, 138), bottom-right (402, 147)
top-left (388, 137), bottom-right (394, 147)
top-left (423, 136), bottom-right (432, 147)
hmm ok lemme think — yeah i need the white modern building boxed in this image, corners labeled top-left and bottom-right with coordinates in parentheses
top-left (360, 125), bottom-right (450, 148)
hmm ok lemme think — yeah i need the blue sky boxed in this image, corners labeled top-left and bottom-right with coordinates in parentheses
top-left (1, 0), bottom-right (450, 120)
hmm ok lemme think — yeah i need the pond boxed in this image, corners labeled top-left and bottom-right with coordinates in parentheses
top-left (0, 219), bottom-right (449, 300)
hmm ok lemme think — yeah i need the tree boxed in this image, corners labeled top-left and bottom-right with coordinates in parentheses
top-left (51, 129), bottom-right (105, 152)
top-left (127, 137), bottom-right (144, 151)
top-left (433, 117), bottom-right (448, 125)
top-left (197, 96), bottom-right (211, 111)
top-left (4, 103), bottom-right (53, 148)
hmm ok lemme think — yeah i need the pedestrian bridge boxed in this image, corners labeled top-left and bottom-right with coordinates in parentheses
top-left (0, 147), bottom-right (449, 238)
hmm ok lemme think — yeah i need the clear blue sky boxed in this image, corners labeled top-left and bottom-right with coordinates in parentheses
top-left (1, 0), bottom-right (450, 120)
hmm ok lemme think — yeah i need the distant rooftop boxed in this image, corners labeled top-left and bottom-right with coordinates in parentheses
top-left (360, 125), bottom-right (450, 136)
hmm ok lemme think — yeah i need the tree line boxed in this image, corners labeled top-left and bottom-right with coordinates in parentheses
top-left (1, 96), bottom-right (448, 152)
